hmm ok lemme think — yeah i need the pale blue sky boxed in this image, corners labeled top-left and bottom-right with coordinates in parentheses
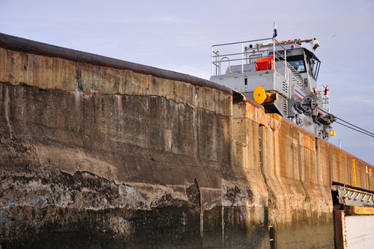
top-left (1, 0), bottom-right (373, 163)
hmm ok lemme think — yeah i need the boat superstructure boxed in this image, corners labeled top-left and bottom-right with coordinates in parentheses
top-left (210, 36), bottom-right (335, 139)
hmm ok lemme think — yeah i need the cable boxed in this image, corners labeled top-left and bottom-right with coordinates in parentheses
top-left (335, 121), bottom-right (374, 138)
top-left (317, 108), bottom-right (374, 138)
top-left (334, 116), bottom-right (374, 136)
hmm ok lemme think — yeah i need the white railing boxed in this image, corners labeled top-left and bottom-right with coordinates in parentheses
top-left (211, 38), bottom-right (308, 100)
top-left (211, 37), bottom-right (274, 76)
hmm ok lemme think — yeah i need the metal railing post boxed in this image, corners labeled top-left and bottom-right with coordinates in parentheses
top-left (284, 48), bottom-right (287, 81)
top-left (241, 43), bottom-right (244, 74)
top-left (215, 51), bottom-right (220, 76)
top-left (273, 38), bottom-right (276, 88)
top-left (217, 51), bottom-right (221, 75)
top-left (284, 48), bottom-right (288, 96)
top-left (211, 47), bottom-right (214, 76)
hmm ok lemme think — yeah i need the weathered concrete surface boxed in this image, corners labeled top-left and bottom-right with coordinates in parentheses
top-left (0, 39), bottom-right (267, 249)
top-left (0, 33), bottom-right (373, 249)
top-left (232, 102), bottom-right (334, 249)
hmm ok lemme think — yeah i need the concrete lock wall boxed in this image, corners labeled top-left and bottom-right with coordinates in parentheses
top-left (232, 102), bottom-right (334, 249)
top-left (0, 33), bottom-right (373, 249)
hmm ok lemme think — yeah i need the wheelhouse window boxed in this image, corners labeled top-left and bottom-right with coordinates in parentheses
top-left (307, 56), bottom-right (320, 80)
top-left (274, 49), bottom-right (320, 79)
top-left (288, 59), bottom-right (306, 73)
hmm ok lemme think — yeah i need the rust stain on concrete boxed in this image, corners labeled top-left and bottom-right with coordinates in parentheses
top-left (0, 33), bottom-right (372, 249)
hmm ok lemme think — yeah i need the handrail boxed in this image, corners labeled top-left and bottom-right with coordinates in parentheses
top-left (210, 37), bottom-right (306, 96)
top-left (220, 56), bottom-right (232, 74)
top-left (212, 37), bottom-right (273, 47)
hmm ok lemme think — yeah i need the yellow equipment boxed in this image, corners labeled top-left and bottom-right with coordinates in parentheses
top-left (253, 85), bottom-right (277, 104)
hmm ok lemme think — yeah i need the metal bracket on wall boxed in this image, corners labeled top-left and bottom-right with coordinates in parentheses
top-left (333, 185), bottom-right (374, 207)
